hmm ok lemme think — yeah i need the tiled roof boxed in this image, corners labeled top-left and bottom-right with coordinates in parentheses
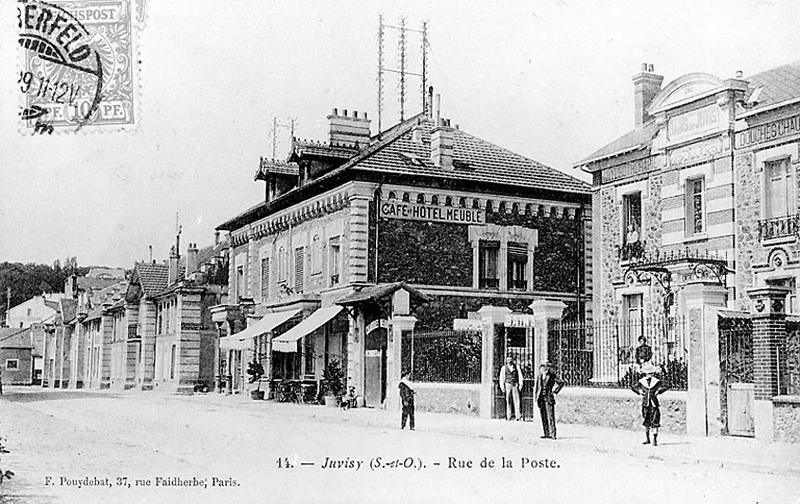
top-left (77, 276), bottom-right (121, 295)
top-left (0, 327), bottom-right (32, 349)
top-left (134, 263), bottom-right (170, 297)
top-left (90, 281), bottom-right (127, 307)
top-left (345, 118), bottom-right (589, 193)
top-left (576, 121), bottom-right (659, 167)
top-left (745, 61), bottom-right (800, 112)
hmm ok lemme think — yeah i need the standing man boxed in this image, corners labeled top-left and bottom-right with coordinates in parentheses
top-left (534, 361), bottom-right (565, 439)
top-left (499, 356), bottom-right (524, 421)
top-left (399, 373), bottom-right (416, 431)
top-left (635, 336), bottom-right (653, 367)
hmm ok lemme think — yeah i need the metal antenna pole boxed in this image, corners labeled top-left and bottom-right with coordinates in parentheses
top-left (421, 20), bottom-right (428, 116)
top-left (377, 14), bottom-right (384, 137)
top-left (398, 16), bottom-right (406, 121)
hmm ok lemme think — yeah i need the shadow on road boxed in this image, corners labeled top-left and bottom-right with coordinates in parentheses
top-left (0, 389), bottom-right (120, 403)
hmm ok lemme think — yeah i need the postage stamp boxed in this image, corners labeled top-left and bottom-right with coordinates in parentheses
top-left (17, 0), bottom-right (144, 134)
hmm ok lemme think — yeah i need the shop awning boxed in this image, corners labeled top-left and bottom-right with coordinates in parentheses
top-left (219, 308), bottom-right (301, 351)
top-left (272, 305), bottom-right (344, 353)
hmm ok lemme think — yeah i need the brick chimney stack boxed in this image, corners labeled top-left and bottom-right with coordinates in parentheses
top-left (168, 245), bottom-right (179, 285)
top-left (632, 63), bottom-right (664, 127)
top-left (186, 243), bottom-right (199, 276)
top-left (327, 108), bottom-right (371, 148)
top-left (430, 118), bottom-right (454, 169)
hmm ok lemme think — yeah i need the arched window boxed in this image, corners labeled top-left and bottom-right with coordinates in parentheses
top-left (459, 197), bottom-right (467, 208)
top-left (431, 195), bottom-right (439, 205)
top-left (525, 204), bottom-right (533, 216)
top-left (472, 199), bottom-right (480, 209)
top-left (445, 196), bottom-right (453, 206)
top-left (485, 200), bottom-right (494, 212)
top-left (402, 192), bottom-right (410, 202)
top-left (498, 201), bottom-right (506, 213)
top-left (511, 203), bottom-right (520, 214)
top-left (388, 191), bottom-right (397, 200)
top-left (417, 193), bottom-right (426, 204)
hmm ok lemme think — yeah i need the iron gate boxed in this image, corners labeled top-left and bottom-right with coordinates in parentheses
top-left (492, 325), bottom-right (536, 421)
top-left (719, 316), bottom-right (754, 437)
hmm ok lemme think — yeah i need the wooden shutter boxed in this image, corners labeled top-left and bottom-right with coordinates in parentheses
top-left (295, 247), bottom-right (304, 293)
top-left (260, 258), bottom-right (270, 299)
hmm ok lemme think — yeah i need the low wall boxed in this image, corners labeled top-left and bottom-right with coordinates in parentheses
top-left (556, 387), bottom-right (687, 434)
top-left (413, 382), bottom-right (481, 417)
top-left (773, 396), bottom-right (800, 443)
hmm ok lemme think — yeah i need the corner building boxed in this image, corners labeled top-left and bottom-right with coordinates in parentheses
top-left (215, 108), bottom-right (592, 405)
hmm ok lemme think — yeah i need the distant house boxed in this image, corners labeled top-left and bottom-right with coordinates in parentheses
top-left (6, 293), bottom-right (63, 329)
top-left (0, 327), bottom-right (34, 385)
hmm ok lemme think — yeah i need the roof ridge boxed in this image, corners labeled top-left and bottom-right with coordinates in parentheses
top-left (0, 326), bottom-right (30, 344)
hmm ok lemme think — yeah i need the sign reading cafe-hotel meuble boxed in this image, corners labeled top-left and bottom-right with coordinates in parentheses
top-left (380, 200), bottom-right (485, 225)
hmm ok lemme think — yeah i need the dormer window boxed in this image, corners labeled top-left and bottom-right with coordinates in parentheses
top-left (416, 194), bottom-right (426, 204)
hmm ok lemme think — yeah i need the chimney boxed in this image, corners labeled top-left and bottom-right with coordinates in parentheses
top-left (327, 108), bottom-right (371, 148)
top-left (430, 118), bottom-right (454, 169)
top-left (65, 274), bottom-right (78, 299)
top-left (186, 243), bottom-right (199, 276)
top-left (632, 63), bottom-right (664, 127)
top-left (168, 245), bottom-right (179, 285)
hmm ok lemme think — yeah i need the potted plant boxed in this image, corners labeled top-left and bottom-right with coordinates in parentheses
top-left (321, 359), bottom-right (345, 407)
top-left (247, 360), bottom-right (266, 400)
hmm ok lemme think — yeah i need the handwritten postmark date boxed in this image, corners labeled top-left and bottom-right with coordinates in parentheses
top-left (17, 0), bottom-right (140, 133)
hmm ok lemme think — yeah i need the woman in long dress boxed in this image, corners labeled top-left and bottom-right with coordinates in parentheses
top-left (631, 362), bottom-right (669, 446)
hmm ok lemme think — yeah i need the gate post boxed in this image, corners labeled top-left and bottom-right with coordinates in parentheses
top-left (747, 286), bottom-right (789, 441)
top-left (386, 315), bottom-right (416, 412)
top-left (530, 299), bottom-right (567, 368)
top-left (681, 281), bottom-right (727, 437)
top-left (478, 305), bottom-right (512, 419)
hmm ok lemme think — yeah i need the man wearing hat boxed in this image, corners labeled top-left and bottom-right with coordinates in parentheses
top-left (631, 362), bottom-right (669, 446)
top-left (534, 361), bottom-right (565, 439)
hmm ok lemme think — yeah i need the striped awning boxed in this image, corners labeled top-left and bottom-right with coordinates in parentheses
top-left (219, 309), bottom-right (301, 351)
top-left (272, 306), bottom-right (344, 353)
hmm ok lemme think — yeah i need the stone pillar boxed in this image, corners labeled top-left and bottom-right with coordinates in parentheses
top-left (138, 300), bottom-right (157, 390)
top-left (682, 281), bottom-right (727, 437)
top-left (55, 327), bottom-right (64, 388)
top-left (748, 286), bottom-right (789, 441)
top-left (478, 305), bottom-right (512, 419)
top-left (225, 347), bottom-right (234, 395)
top-left (530, 299), bottom-right (567, 368)
top-left (348, 195), bottom-right (372, 284)
top-left (176, 292), bottom-right (202, 394)
top-left (214, 322), bottom-right (224, 392)
top-left (498, 242), bottom-right (508, 291)
top-left (346, 310), bottom-right (367, 397)
top-left (99, 314), bottom-right (113, 389)
top-left (386, 315), bottom-right (416, 412)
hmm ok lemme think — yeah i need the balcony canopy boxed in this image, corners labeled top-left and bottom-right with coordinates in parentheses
top-left (219, 308), bottom-right (301, 351)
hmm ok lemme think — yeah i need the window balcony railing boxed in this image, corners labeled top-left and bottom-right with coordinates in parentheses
top-left (758, 214), bottom-right (799, 241)
top-left (617, 240), bottom-right (645, 262)
top-left (479, 278), bottom-right (499, 289)
top-left (508, 279), bottom-right (528, 290)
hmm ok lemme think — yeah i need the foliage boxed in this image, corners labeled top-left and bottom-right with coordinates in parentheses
top-left (246, 361), bottom-right (265, 390)
top-left (0, 259), bottom-right (90, 319)
top-left (322, 359), bottom-right (345, 397)
top-left (402, 331), bottom-right (482, 383)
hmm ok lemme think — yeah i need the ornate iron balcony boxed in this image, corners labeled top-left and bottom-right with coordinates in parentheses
top-left (759, 214), bottom-right (799, 241)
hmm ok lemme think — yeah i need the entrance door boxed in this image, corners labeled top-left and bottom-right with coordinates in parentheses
top-left (364, 350), bottom-right (383, 407)
top-left (492, 325), bottom-right (536, 420)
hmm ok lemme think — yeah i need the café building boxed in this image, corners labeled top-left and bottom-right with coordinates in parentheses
top-left (213, 106), bottom-right (592, 406)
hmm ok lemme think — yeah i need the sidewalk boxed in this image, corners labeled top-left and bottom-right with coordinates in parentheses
top-left (176, 391), bottom-right (800, 478)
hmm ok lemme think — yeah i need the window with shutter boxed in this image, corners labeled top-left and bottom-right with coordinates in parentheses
top-left (295, 247), bottom-right (304, 293)
top-left (260, 258), bottom-right (270, 299)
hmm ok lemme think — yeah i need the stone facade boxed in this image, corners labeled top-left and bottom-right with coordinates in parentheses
top-left (773, 398), bottom-right (800, 442)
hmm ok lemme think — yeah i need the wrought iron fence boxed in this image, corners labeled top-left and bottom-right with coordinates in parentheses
top-left (784, 319), bottom-right (800, 395)
top-left (758, 214), bottom-right (799, 241)
top-left (548, 316), bottom-right (688, 390)
top-left (401, 330), bottom-right (482, 383)
top-left (719, 316), bottom-right (754, 384)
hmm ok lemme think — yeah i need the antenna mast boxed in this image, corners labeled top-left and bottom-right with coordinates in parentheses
top-left (377, 16), bottom-right (430, 132)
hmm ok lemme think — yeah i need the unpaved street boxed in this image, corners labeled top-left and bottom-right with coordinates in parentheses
top-left (0, 388), bottom-right (797, 504)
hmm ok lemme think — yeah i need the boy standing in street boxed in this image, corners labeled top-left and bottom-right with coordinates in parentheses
top-left (399, 373), bottom-right (415, 430)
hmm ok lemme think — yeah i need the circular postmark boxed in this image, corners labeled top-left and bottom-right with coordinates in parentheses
top-left (18, 0), bottom-right (105, 133)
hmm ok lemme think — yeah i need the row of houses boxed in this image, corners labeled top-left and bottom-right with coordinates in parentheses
top-left (39, 245), bottom-right (228, 393)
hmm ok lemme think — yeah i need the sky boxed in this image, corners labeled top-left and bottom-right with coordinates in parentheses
top-left (1, 0), bottom-right (799, 268)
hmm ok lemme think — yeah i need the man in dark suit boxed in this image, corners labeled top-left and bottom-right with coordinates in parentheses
top-left (534, 361), bottom-right (565, 439)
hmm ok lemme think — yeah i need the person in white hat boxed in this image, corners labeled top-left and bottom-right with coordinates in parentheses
top-left (631, 362), bottom-right (669, 446)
